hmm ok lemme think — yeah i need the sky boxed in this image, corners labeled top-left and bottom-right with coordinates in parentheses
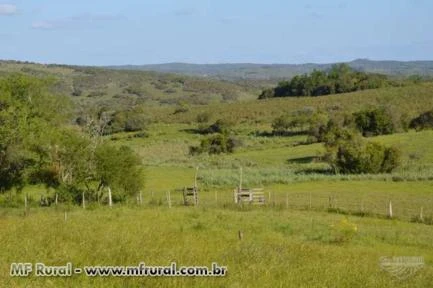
top-left (0, 0), bottom-right (432, 65)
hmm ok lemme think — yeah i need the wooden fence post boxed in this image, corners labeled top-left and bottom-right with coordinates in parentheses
top-left (24, 194), bottom-right (28, 216)
top-left (108, 187), bottom-right (113, 208)
top-left (239, 167), bottom-right (243, 191)
top-left (420, 207), bottom-right (424, 221)
top-left (55, 193), bottom-right (58, 206)
top-left (139, 191), bottom-right (143, 205)
top-left (388, 200), bottom-right (393, 218)
top-left (82, 192), bottom-right (86, 209)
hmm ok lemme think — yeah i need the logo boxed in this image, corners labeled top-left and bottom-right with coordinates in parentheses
top-left (379, 256), bottom-right (424, 280)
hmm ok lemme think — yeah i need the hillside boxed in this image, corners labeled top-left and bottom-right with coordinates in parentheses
top-left (108, 59), bottom-right (433, 81)
top-left (0, 60), bottom-right (260, 111)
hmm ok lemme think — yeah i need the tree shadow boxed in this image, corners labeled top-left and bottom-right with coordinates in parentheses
top-left (251, 130), bottom-right (309, 137)
top-left (294, 168), bottom-right (334, 175)
top-left (181, 128), bottom-right (203, 134)
top-left (287, 156), bottom-right (320, 164)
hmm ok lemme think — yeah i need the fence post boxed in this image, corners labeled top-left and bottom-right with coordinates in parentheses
top-left (388, 200), bottom-right (393, 218)
top-left (239, 167), bottom-right (243, 191)
top-left (24, 193), bottom-right (28, 216)
top-left (108, 187), bottom-right (113, 208)
top-left (139, 191), bottom-right (143, 205)
top-left (82, 192), bottom-right (85, 209)
top-left (420, 207), bottom-right (424, 221)
top-left (55, 193), bottom-right (58, 206)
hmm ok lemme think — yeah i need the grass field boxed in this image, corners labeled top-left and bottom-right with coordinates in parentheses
top-left (1, 63), bottom-right (433, 287)
top-left (1, 206), bottom-right (432, 287)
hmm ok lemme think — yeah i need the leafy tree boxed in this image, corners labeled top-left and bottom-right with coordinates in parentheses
top-left (95, 144), bottom-right (144, 201)
top-left (0, 74), bottom-right (145, 205)
top-left (324, 128), bottom-right (401, 174)
top-left (409, 109), bottom-right (433, 131)
top-left (353, 108), bottom-right (395, 136)
top-left (198, 118), bottom-right (234, 134)
top-left (189, 134), bottom-right (240, 155)
top-left (0, 74), bottom-right (71, 192)
top-left (259, 64), bottom-right (388, 99)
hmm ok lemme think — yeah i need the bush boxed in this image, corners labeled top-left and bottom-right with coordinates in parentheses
top-left (189, 134), bottom-right (240, 155)
top-left (409, 109), bottom-right (433, 131)
top-left (196, 112), bottom-right (212, 123)
top-left (271, 115), bottom-right (292, 135)
top-left (353, 108), bottom-right (395, 136)
top-left (331, 218), bottom-right (358, 244)
top-left (198, 119), bottom-right (234, 134)
top-left (173, 104), bottom-right (189, 114)
top-left (272, 108), bottom-right (315, 135)
top-left (327, 136), bottom-right (401, 174)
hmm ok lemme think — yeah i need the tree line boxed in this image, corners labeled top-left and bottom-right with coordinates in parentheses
top-left (271, 106), bottom-right (433, 174)
top-left (259, 64), bottom-right (389, 99)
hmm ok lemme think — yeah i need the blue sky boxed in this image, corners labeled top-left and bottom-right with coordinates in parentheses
top-left (0, 0), bottom-right (432, 65)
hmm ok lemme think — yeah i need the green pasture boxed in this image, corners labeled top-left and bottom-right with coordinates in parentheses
top-left (0, 207), bottom-right (432, 287)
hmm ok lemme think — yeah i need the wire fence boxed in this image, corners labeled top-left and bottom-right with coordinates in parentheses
top-left (137, 188), bottom-right (433, 224)
top-left (9, 187), bottom-right (433, 225)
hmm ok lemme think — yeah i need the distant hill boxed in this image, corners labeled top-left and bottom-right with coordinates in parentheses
top-left (0, 60), bottom-right (259, 110)
top-left (107, 59), bottom-right (433, 81)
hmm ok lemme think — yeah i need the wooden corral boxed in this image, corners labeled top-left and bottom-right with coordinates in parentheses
top-left (182, 167), bottom-right (199, 206)
top-left (234, 167), bottom-right (266, 205)
top-left (234, 187), bottom-right (266, 205)
top-left (183, 186), bottom-right (199, 206)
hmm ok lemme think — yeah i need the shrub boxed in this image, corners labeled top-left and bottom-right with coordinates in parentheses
top-left (353, 108), bottom-right (395, 136)
top-left (327, 137), bottom-right (401, 174)
top-left (198, 119), bottom-right (234, 134)
top-left (196, 112), bottom-right (212, 123)
top-left (272, 108), bottom-right (315, 135)
top-left (409, 109), bottom-right (433, 131)
top-left (173, 104), bottom-right (189, 114)
top-left (331, 218), bottom-right (358, 244)
top-left (189, 134), bottom-right (240, 155)
top-left (271, 115), bottom-right (292, 135)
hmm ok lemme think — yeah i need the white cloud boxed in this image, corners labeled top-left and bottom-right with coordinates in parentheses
top-left (31, 14), bottom-right (124, 30)
top-left (0, 4), bottom-right (17, 15)
top-left (31, 21), bottom-right (55, 30)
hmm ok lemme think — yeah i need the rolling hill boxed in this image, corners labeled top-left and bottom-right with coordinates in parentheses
top-left (108, 59), bottom-right (433, 81)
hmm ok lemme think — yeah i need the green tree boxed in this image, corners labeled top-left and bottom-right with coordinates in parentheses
top-left (95, 144), bottom-right (144, 202)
